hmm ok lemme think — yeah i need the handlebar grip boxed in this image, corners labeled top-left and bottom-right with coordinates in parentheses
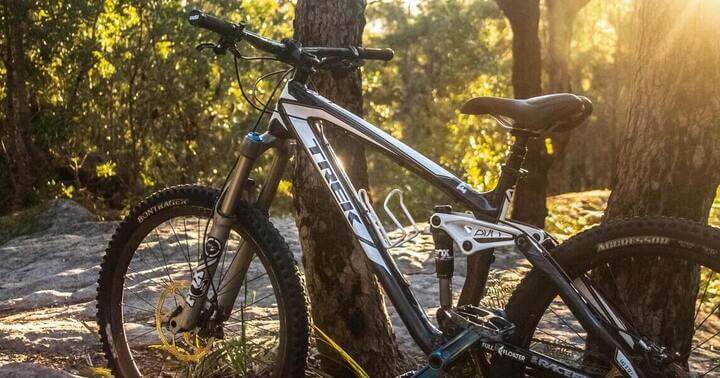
top-left (357, 47), bottom-right (394, 61)
top-left (188, 9), bottom-right (239, 39)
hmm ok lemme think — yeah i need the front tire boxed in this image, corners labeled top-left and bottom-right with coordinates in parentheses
top-left (96, 185), bottom-right (310, 377)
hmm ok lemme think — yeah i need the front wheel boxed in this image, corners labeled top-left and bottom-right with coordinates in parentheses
top-left (96, 185), bottom-right (310, 377)
top-left (496, 217), bottom-right (720, 377)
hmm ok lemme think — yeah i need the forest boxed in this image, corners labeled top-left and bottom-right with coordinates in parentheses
top-left (1, 0), bottom-right (632, 219)
top-left (2, 0), bottom-right (720, 377)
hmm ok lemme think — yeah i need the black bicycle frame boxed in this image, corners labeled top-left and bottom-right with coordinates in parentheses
top-left (181, 77), bottom-right (643, 377)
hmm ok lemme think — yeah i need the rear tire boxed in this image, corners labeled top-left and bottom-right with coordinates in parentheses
top-left (96, 185), bottom-right (310, 377)
top-left (494, 217), bottom-right (720, 376)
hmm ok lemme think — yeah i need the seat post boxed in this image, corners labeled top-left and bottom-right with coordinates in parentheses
top-left (492, 131), bottom-right (530, 209)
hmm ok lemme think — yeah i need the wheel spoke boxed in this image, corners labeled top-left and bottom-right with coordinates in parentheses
top-left (694, 301), bottom-right (720, 336)
top-left (152, 227), bottom-right (177, 285)
top-left (217, 239), bottom-right (248, 290)
top-left (168, 218), bottom-right (194, 274)
top-left (688, 326), bottom-right (720, 357)
top-left (230, 292), bottom-right (275, 313)
top-left (126, 327), bottom-right (158, 344)
top-left (217, 270), bottom-right (267, 298)
top-left (695, 271), bottom-right (715, 321)
top-left (547, 305), bottom-right (586, 342)
top-left (702, 361), bottom-right (720, 376)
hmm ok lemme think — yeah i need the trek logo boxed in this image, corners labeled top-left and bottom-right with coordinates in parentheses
top-left (308, 138), bottom-right (363, 226)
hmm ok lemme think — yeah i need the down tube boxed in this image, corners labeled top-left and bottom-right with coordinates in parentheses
top-left (286, 115), bottom-right (443, 354)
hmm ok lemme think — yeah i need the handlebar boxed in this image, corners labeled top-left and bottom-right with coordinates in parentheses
top-left (187, 9), bottom-right (394, 64)
top-left (188, 9), bottom-right (239, 39)
top-left (303, 46), bottom-right (394, 61)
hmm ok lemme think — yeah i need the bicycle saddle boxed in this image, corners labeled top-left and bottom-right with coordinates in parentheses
top-left (460, 93), bottom-right (593, 133)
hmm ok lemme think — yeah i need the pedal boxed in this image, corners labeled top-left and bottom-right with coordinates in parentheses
top-left (438, 305), bottom-right (515, 342)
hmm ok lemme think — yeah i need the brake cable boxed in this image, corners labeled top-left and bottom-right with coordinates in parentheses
top-left (232, 52), bottom-right (277, 114)
top-left (251, 68), bottom-right (290, 109)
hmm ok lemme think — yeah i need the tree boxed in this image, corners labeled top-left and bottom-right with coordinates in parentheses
top-left (544, 0), bottom-right (590, 195)
top-left (292, 1), bottom-right (407, 376)
top-left (596, 0), bottom-right (720, 353)
top-left (494, 0), bottom-right (547, 227)
top-left (1, 0), bottom-right (37, 210)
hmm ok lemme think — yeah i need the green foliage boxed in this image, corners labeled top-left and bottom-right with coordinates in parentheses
top-left (363, 0), bottom-right (512, 216)
top-left (0, 0), bottom-right (676, 219)
top-left (1, 0), bottom-right (517, 217)
top-left (1, 0), bottom-right (295, 215)
top-left (545, 189), bottom-right (610, 240)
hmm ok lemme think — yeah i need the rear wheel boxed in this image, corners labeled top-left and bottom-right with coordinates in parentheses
top-left (496, 217), bottom-right (720, 376)
top-left (96, 185), bottom-right (310, 377)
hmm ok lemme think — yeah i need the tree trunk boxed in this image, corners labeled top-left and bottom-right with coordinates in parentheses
top-left (495, 0), bottom-right (546, 227)
top-left (292, 1), bottom-right (407, 376)
top-left (1, 0), bottom-right (35, 211)
top-left (545, 0), bottom-right (590, 195)
top-left (595, 0), bottom-right (720, 355)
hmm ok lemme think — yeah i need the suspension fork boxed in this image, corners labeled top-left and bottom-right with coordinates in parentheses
top-left (214, 141), bottom-right (291, 317)
top-left (172, 129), bottom-right (290, 332)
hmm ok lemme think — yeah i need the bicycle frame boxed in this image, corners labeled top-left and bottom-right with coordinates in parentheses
top-left (176, 78), bottom-right (644, 377)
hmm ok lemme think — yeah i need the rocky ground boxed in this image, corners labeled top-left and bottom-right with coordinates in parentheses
top-left (0, 198), bottom-right (534, 377)
top-left (1, 192), bottom-right (719, 376)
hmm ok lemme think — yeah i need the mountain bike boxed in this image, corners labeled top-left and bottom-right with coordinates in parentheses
top-left (96, 9), bottom-right (720, 377)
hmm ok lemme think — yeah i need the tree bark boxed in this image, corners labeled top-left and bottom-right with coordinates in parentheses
top-left (595, 0), bottom-right (720, 355)
top-left (495, 0), bottom-right (546, 227)
top-left (292, 1), bottom-right (407, 376)
top-left (1, 0), bottom-right (35, 211)
top-left (545, 0), bottom-right (590, 195)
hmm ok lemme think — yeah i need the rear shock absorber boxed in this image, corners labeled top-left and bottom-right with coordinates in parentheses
top-left (431, 205), bottom-right (454, 309)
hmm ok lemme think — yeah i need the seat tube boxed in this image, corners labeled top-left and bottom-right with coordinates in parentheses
top-left (491, 131), bottom-right (529, 210)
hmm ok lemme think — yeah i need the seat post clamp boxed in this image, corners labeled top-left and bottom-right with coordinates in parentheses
top-left (501, 165), bottom-right (528, 180)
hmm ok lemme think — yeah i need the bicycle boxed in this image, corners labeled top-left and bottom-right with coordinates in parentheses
top-left (96, 9), bottom-right (720, 377)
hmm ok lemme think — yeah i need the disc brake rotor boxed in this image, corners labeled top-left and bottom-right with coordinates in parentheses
top-left (150, 280), bottom-right (214, 363)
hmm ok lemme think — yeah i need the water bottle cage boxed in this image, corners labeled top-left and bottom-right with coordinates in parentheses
top-left (357, 188), bottom-right (420, 249)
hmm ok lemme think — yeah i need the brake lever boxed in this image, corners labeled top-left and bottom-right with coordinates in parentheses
top-left (196, 37), bottom-right (233, 55)
top-left (320, 57), bottom-right (364, 79)
top-left (196, 42), bottom-right (216, 52)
